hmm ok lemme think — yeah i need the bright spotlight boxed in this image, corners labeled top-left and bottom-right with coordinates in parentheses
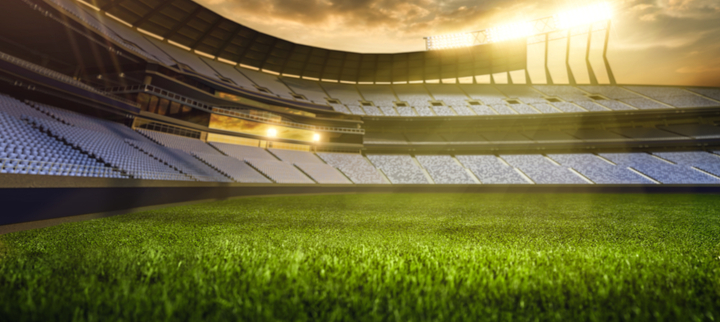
top-left (312, 133), bottom-right (321, 142)
top-left (554, 2), bottom-right (612, 30)
top-left (425, 33), bottom-right (474, 50)
top-left (267, 128), bottom-right (277, 138)
top-left (487, 21), bottom-right (534, 43)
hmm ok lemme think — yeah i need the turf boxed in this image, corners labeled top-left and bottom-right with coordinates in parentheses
top-left (0, 193), bottom-right (719, 321)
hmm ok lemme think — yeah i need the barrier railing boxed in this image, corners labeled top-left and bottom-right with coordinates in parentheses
top-left (105, 84), bottom-right (364, 135)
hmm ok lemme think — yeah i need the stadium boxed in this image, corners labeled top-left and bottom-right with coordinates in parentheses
top-left (0, 0), bottom-right (719, 320)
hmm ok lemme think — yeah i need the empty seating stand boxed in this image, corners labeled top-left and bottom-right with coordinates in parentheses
top-left (317, 153), bottom-right (387, 184)
top-left (367, 155), bottom-right (429, 184)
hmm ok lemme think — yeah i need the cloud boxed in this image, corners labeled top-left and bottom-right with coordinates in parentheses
top-left (196, 0), bottom-right (720, 86)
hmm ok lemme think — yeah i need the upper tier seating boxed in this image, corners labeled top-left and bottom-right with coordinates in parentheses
top-left (501, 155), bottom-right (587, 184)
top-left (137, 129), bottom-right (221, 155)
top-left (347, 105), bottom-right (366, 115)
top-left (431, 105), bottom-right (457, 116)
top-left (362, 105), bottom-right (384, 116)
top-left (459, 85), bottom-right (507, 105)
top-left (595, 100), bottom-right (636, 111)
top-left (238, 68), bottom-right (295, 100)
top-left (653, 152), bottom-right (720, 177)
top-left (496, 85), bottom-right (546, 104)
top-left (367, 155), bottom-right (429, 184)
top-left (425, 84), bottom-right (470, 106)
top-left (551, 102), bottom-right (586, 113)
top-left (358, 85), bottom-right (397, 107)
top-left (209, 142), bottom-right (278, 160)
top-left (268, 149), bottom-right (323, 164)
top-left (470, 104), bottom-right (500, 115)
top-left (455, 155), bottom-right (528, 184)
top-left (294, 163), bottom-right (352, 184)
top-left (316, 153), bottom-right (388, 184)
top-left (599, 153), bottom-right (720, 184)
top-left (379, 106), bottom-right (399, 116)
top-left (281, 78), bottom-right (329, 105)
top-left (509, 104), bottom-right (540, 114)
top-left (548, 154), bottom-right (652, 184)
top-left (395, 105), bottom-right (417, 116)
top-left (415, 106), bottom-right (436, 117)
top-left (320, 83), bottom-right (363, 105)
top-left (531, 103), bottom-right (563, 113)
top-left (415, 155), bottom-right (476, 184)
top-left (623, 86), bottom-right (717, 108)
top-left (144, 36), bottom-right (221, 80)
top-left (534, 85), bottom-right (592, 102)
top-left (329, 103), bottom-right (351, 114)
top-left (489, 104), bottom-right (518, 115)
top-left (244, 158), bottom-right (314, 184)
top-left (573, 101), bottom-right (611, 112)
top-left (578, 86), bottom-right (639, 99)
top-left (393, 84), bottom-right (434, 107)
top-left (192, 153), bottom-right (270, 183)
top-left (49, 0), bottom-right (175, 65)
top-left (200, 58), bottom-right (258, 90)
top-left (619, 98), bottom-right (670, 110)
top-left (125, 139), bottom-right (231, 182)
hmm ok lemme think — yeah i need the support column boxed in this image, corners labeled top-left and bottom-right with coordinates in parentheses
top-left (602, 20), bottom-right (617, 85)
top-left (544, 33), bottom-right (554, 85)
top-left (565, 29), bottom-right (576, 85)
top-left (585, 25), bottom-right (599, 85)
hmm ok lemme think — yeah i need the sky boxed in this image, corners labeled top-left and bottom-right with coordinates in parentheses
top-left (195, 0), bottom-right (720, 86)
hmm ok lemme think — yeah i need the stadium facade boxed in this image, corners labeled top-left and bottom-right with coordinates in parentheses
top-left (1, 0), bottom-right (720, 227)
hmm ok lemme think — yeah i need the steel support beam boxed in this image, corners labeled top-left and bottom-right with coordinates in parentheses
top-left (544, 33), bottom-right (554, 85)
top-left (603, 20), bottom-right (617, 85)
top-left (565, 29), bottom-right (576, 85)
top-left (585, 25), bottom-right (599, 85)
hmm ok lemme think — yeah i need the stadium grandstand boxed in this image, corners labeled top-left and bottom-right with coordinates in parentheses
top-left (0, 0), bottom-right (718, 320)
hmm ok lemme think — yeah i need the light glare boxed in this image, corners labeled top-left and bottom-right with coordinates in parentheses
top-left (267, 128), bottom-right (277, 138)
top-left (554, 2), bottom-right (612, 30)
top-left (487, 21), bottom-right (534, 43)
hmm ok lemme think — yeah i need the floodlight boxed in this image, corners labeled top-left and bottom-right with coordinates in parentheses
top-left (267, 128), bottom-right (277, 138)
top-left (554, 2), bottom-right (612, 30)
top-left (312, 133), bottom-right (321, 142)
top-left (487, 21), bottom-right (534, 43)
top-left (425, 33), bottom-right (474, 50)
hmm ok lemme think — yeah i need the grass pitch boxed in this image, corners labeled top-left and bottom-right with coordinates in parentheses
top-left (0, 193), bottom-right (719, 321)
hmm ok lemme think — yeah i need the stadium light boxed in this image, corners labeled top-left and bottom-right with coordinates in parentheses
top-left (267, 128), bottom-right (277, 138)
top-left (554, 2), bottom-right (613, 30)
top-left (487, 21), bottom-right (534, 43)
top-left (425, 33), bottom-right (474, 50)
top-left (312, 133), bottom-right (321, 142)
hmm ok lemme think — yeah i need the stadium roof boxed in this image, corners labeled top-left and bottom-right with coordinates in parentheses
top-left (81, 0), bottom-right (526, 83)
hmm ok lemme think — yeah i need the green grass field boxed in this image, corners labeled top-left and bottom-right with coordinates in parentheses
top-left (0, 193), bottom-right (719, 321)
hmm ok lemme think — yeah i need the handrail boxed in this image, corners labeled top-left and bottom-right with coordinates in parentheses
top-left (105, 84), bottom-right (365, 134)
